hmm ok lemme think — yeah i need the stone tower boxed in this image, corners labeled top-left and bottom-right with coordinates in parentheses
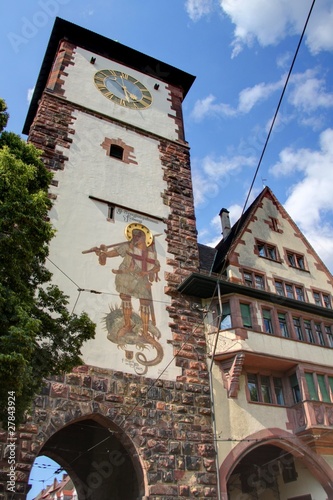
top-left (1, 17), bottom-right (217, 500)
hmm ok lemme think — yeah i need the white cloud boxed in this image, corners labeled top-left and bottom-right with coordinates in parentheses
top-left (202, 153), bottom-right (255, 177)
top-left (288, 70), bottom-right (333, 112)
top-left (270, 128), bottom-right (333, 269)
top-left (191, 77), bottom-right (284, 121)
top-left (228, 202), bottom-right (243, 225)
top-left (304, 2), bottom-right (333, 54)
top-left (191, 68), bottom-right (333, 130)
top-left (218, 0), bottom-right (333, 57)
top-left (191, 94), bottom-right (236, 120)
top-left (185, 0), bottom-right (215, 21)
top-left (80, 8), bottom-right (95, 18)
top-left (276, 51), bottom-right (292, 69)
top-left (238, 78), bottom-right (284, 113)
top-left (192, 168), bottom-right (220, 206)
top-left (192, 153), bottom-right (256, 207)
top-left (27, 87), bottom-right (34, 103)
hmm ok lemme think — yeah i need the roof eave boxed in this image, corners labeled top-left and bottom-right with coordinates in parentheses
top-left (178, 272), bottom-right (333, 319)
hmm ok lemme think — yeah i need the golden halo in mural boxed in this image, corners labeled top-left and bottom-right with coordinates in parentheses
top-left (125, 223), bottom-right (154, 247)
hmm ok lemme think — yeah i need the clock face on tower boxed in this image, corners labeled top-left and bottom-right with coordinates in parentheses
top-left (94, 69), bottom-right (153, 109)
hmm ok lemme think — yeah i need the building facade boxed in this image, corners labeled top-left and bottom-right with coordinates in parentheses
top-left (1, 16), bottom-right (333, 500)
top-left (0, 18), bottom-right (217, 500)
top-left (179, 187), bottom-right (333, 499)
top-left (34, 474), bottom-right (77, 500)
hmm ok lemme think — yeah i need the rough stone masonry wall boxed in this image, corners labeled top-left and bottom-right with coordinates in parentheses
top-left (0, 91), bottom-right (217, 499)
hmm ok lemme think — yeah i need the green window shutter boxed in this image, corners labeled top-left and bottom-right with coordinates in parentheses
top-left (318, 375), bottom-right (330, 402)
top-left (305, 373), bottom-right (318, 400)
top-left (328, 377), bottom-right (333, 396)
top-left (240, 303), bottom-right (252, 328)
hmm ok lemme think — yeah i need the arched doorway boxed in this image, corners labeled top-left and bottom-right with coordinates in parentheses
top-left (227, 444), bottom-right (299, 498)
top-left (221, 429), bottom-right (333, 499)
top-left (37, 416), bottom-right (144, 500)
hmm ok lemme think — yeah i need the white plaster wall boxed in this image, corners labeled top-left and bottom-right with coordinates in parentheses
top-left (60, 47), bottom-right (180, 141)
top-left (322, 454), bottom-right (333, 469)
top-left (213, 368), bottom-right (289, 462)
top-left (277, 457), bottom-right (327, 500)
top-left (211, 329), bottom-right (333, 369)
top-left (47, 110), bottom-right (180, 380)
top-left (50, 109), bottom-right (170, 218)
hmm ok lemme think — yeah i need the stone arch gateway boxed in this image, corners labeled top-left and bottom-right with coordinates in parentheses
top-left (37, 415), bottom-right (144, 500)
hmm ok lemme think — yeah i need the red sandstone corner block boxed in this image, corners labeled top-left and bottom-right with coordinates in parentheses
top-left (204, 486), bottom-right (218, 497)
top-left (198, 443), bottom-right (216, 457)
top-left (174, 470), bottom-right (185, 481)
top-left (179, 484), bottom-right (190, 496)
top-left (66, 374), bottom-right (81, 385)
top-left (203, 458), bottom-right (216, 472)
top-left (149, 484), bottom-right (178, 495)
top-left (72, 365), bottom-right (89, 373)
top-left (50, 383), bottom-right (69, 398)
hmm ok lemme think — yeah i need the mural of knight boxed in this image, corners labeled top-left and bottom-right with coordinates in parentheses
top-left (83, 222), bottom-right (164, 374)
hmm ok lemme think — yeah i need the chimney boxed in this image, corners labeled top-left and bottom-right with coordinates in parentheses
top-left (219, 208), bottom-right (231, 239)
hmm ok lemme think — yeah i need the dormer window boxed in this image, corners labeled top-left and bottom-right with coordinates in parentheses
top-left (286, 251), bottom-right (306, 270)
top-left (270, 217), bottom-right (279, 232)
top-left (256, 241), bottom-right (278, 261)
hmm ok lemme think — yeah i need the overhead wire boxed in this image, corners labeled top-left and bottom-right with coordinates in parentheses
top-left (209, 0), bottom-right (317, 357)
top-left (239, 0), bottom-right (316, 220)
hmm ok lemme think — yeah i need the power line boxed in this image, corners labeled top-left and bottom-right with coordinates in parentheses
top-left (241, 0), bottom-right (317, 215)
top-left (210, 0), bottom-right (317, 351)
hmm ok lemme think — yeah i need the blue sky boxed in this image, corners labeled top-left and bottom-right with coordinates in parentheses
top-left (1, 0), bottom-right (333, 491)
top-left (2, 0), bottom-right (333, 271)
top-left (26, 456), bottom-right (64, 499)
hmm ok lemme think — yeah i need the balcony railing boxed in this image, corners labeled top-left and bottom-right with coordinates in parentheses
top-left (291, 400), bottom-right (333, 434)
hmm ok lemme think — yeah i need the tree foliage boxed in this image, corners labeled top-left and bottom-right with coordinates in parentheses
top-left (0, 100), bottom-right (95, 425)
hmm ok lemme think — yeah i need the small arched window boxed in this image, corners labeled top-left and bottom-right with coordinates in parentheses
top-left (110, 144), bottom-right (124, 160)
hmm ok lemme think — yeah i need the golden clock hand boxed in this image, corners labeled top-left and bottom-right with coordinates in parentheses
top-left (109, 76), bottom-right (126, 92)
top-left (120, 84), bottom-right (138, 101)
top-left (128, 92), bottom-right (138, 100)
top-left (122, 86), bottom-right (130, 101)
top-left (119, 76), bottom-right (139, 101)
top-left (124, 85), bottom-right (138, 101)
top-left (108, 76), bottom-right (130, 101)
